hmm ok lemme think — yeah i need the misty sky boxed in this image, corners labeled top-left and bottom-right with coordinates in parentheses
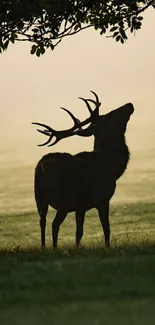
top-left (0, 8), bottom-right (155, 165)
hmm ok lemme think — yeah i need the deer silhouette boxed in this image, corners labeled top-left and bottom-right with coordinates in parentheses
top-left (32, 91), bottom-right (134, 249)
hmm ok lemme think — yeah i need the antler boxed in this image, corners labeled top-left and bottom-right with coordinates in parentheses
top-left (32, 107), bottom-right (82, 146)
top-left (32, 91), bottom-right (101, 146)
top-left (78, 90), bottom-right (100, 118)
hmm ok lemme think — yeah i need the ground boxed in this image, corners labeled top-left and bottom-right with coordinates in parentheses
top-left (0, 203), bottom-right (155, 325)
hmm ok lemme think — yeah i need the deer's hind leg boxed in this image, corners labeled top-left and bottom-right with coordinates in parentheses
top-left (75, 210), bottom-right (85, 246)
top-left (35, 186), bottom-right (49, 248)
top-left (40, 204), bottom-right (48, 248)
top-left (38, 202), bottom-right (48, 249)
top-left (52, 210), bottom-right (67, 248)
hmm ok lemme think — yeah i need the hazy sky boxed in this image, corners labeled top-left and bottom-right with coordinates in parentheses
top-left (0, 8), bottom-right (155, 166)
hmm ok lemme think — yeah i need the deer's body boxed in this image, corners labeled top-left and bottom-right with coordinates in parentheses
top-left (35, 144), bottom-right (129, 212)
top-left (33, 92), bottom-right (134, 248)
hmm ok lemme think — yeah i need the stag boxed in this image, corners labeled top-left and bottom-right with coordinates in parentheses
top-left (32, 91), bottom-right (134, 249)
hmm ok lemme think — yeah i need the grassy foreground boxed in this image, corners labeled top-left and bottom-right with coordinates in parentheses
top-left (0, 202), bottom-right (155, 325)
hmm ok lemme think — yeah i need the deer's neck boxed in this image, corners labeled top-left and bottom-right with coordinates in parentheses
top-left (93, 137), bottom-right (130, 180)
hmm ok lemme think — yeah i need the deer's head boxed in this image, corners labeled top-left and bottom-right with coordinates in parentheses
top-left (32, 91), bottom-right (134, 149)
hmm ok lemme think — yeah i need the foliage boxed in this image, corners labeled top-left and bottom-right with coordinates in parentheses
top-left (0, 0), bottom-right (155, 56)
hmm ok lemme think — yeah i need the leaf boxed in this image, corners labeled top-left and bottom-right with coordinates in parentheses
top-left (110, 26), bottom-right (118, 32)
top-left (32, 28), bottom-right (39, 33)
top-left (74, 24), bottom-right (79, 31)
top-left (116, 35), bottom-right (121, 42)
top-left (11, 32), bottom-right (18, 39)
top-left (40, 46), bottom-right (45, 55)
top-left (3, 40), bottom-right (9, 50)
top-left (10, 38), bottom-right (15, 44)
top-left (31, 45), bottom-right (37, 55)
top-left (36, 48), bottom-right (41, 57)
top-left (4, 34), bottom-right (9, 41)
top-left (100, 26), bottom-right (106, 35)
top-left (137, 16), bottom-right (143, 21)
top-left (113, 31), bottom-right (119, 38)
top-left (50, 44), bottom-right (54, 50)
top-left (77, 22), bottom-right (81, 29)
top-left (103, 26), bottom-right (106, 33)
top-left (120, 29), bottom-right (127, 40)
top-left (131, 26), bottom-right (134, 33)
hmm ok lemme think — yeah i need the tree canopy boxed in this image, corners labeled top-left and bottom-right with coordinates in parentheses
top-left (0, 0), bottom-right (154, 56)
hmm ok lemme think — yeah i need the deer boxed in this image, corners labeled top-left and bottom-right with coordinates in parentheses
top-left (32, 91), bottom-right (134, 249)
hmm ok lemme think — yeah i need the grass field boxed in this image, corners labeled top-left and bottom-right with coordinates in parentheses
top-left (0, 150), bottom-right (155, 325)
top-left (0, 205), bottom-right (155, 325)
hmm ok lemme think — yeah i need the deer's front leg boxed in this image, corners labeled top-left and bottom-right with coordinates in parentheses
top-left (75, 210), bottom-right (85, 246)
top-left (97, 201), bottom-right (110, 248)
top-left (52, 210), bottom-right (67, 248)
